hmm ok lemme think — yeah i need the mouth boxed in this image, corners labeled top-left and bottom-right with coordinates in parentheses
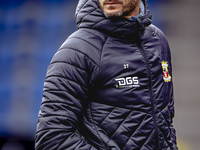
top-left (105, 2), bottom-right (117, 5)
top-left (103, 0), bottom-right (122, 5)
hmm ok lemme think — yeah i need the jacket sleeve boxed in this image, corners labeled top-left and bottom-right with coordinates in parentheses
top-left (35, 48), bottom-right (97, 150)
top-left (167, 42), bottom-right (178, 150)
top-left (169, 93), bottom-right (178, 150)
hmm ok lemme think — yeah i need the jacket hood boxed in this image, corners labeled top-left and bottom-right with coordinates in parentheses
top-left (75, 0), bottom-right (152, 40)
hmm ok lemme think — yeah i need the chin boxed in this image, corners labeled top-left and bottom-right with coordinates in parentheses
top-left (104, 10), bottom-right (123, 18)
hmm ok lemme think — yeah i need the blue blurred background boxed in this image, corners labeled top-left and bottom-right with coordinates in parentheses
top-left (0, 0), bottom-right (199, 149)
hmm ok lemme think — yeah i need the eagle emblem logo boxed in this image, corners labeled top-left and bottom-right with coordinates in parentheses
top-left (161, 61), bottom-right (171, 82)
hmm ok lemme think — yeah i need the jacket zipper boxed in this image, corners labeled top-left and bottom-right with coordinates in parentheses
top-left (136, 40), bottom-right (159, 149)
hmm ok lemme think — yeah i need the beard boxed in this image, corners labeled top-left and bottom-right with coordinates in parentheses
top-left (104, 9), bottom-right (123, 18)
top-left (100, 0), bottom-right (140, 18)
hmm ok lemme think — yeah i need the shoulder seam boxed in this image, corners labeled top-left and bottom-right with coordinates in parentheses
top-left (57, 48), bottom-right (100, 68)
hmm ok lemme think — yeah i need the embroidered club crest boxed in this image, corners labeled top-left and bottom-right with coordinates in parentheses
top-left (161, 61), bottom-right (171, 82)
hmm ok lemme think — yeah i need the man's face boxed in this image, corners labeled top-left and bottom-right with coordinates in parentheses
top-left (99, 0), bottom-right (140, 18)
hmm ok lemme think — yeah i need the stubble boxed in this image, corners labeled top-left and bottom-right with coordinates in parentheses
top-left (99, 0), bottom-right (140, 18)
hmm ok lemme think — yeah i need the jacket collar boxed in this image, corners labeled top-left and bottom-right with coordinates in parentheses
top-left (75, 0), bottom-right (152, 41)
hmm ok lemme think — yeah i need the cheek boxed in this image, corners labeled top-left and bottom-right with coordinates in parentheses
top-left (123, 0), bottom-right (137, 10)
top-left (125, 0), bottom-right (136, 5)
top-left (99, 0), bottom-right (103, 8)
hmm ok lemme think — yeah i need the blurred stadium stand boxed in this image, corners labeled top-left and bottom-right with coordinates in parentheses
top-left (0, 0), bottom-right (77, 149)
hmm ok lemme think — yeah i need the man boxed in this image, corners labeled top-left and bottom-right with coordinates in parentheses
top-left (35, 0), bottom-right (178, 149)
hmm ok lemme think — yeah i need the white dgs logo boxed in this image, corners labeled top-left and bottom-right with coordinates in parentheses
top-left (115, 77), bottom-right (140, 88)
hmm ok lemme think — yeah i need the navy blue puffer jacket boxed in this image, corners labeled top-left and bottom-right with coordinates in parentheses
top-left (35, 0), bottom-right (178, 149)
